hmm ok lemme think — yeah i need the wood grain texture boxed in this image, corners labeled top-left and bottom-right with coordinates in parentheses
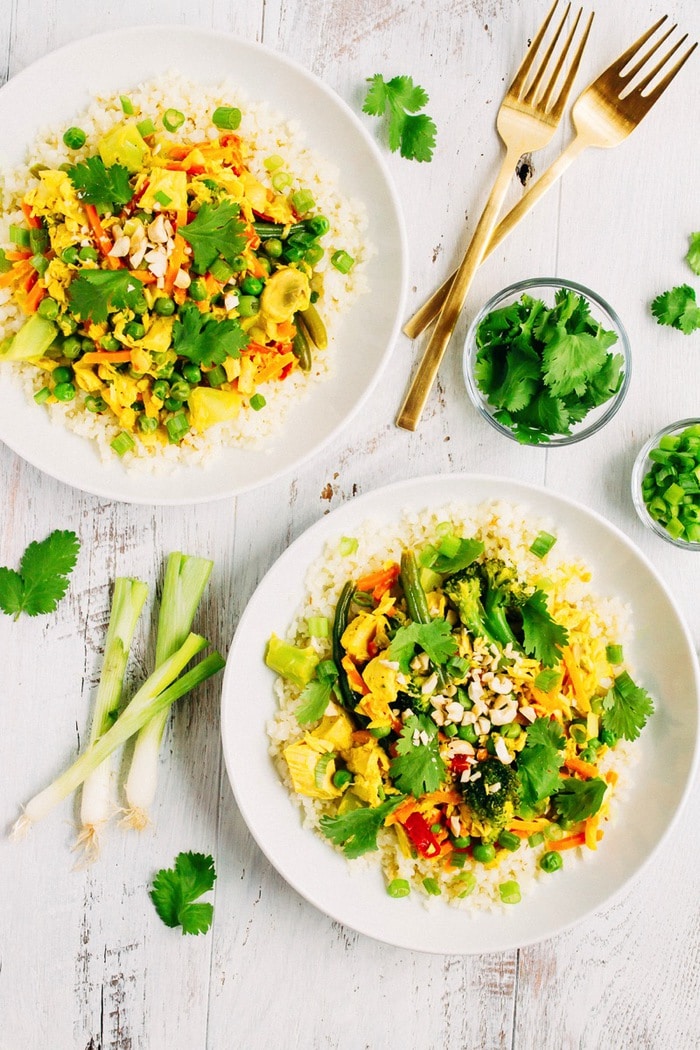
top-left (1, 0), bottom-right (699, 1047)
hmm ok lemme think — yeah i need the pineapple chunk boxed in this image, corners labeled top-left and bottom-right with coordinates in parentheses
top-left (189, 387), bottom-right (242, 431)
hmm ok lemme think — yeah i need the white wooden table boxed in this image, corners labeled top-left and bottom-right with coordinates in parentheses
top-left (1, 1), bottom-right (699, 1047)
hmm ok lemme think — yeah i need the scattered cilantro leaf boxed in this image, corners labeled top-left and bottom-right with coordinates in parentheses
top-left (180, 201), bottom-right (248, 272)
top-left (387, 619), bottom-right (457, 673)
top-left (390, 713), bottom-right (446, 796)
top-left (362, 74), bottom-right (437, 162)
top-left (520, 590), bottom-right (568, 667)
top-left (67, 156), bottom-right (134, 214)
top-left (517, 716), bottom-right (565, 808)
top-left (295, 678), bottom-right (333, 725)
top-left (601, 671), bottom-right (655, 742)
top-left (552, 776), bottom-right (607, 823)
top-left (0, 530), bottom-right (80, 619)
top-left (685, 232), bottom-right (700, 276)
top-left (430, 537), bottom-right (484, 574)
top-left (651, 284), bottom-right (700, 334)
top-left (473, 288), bottom-right (623, 442)
top-left (319, 795), bottom-right (405, 859)
top-left (150, 852), bottom-right (217, 935)
top-left (173, 302), bottom-right (249, 367)
top-left (68, 270), bottom-right (147, 324)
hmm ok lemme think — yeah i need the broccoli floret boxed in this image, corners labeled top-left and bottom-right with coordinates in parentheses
top-left (479, 558), bottom-right (532, 649)
top-left (392, 686), bottom-right (431, 716)
top-left (461, 758), bottom-right (520, 842)
top-left (443, 570), bottom-right (498, 647)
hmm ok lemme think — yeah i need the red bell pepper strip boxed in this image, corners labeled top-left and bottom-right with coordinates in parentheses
top-left (403, 811), bottom-right (441, 858)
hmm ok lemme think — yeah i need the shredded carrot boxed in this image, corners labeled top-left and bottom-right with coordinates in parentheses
top-left (128, 269), bottom-right (157, 284)
top-left (4, 249), bottom-right (32, 262)
top-left (0, 260), bottom-right (32, 288)
top-left (605, 769), bottom-right (619, 787)
top-left (564, 755), bottom-right (598, 780)
top-left (385, 797), bottom-right (419, 826)
top-left (356, 563), bottom-right (401, 601)
top-left (508, 817), bottom-right (551, 837)
top-left (562, 646), bottom-right (588, 706)
top-left (555, 830), bottom-right (602, 851)
top-left (163, 233), bottom-right (188, 294)
top-left (584, 814), bottom-right (600, 850)
top-left (79, 350), bottom-right (132, 365)
top-left (350, 730), bottom-right (372, 746)
top-left (341, 655), bottom-right (369, 696)
top-left (21, 202), bottom-right (42, 228)
top-left (254, 350), bottom-right (296, 385)
top-left (22, 280), bottom-right (46, 314)
top-left (84, 204), bottom-right (120, 268)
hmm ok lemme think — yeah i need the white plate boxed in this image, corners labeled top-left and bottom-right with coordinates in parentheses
top-left (221, 474), bottom-right (700, 954)
top-left (0, 27), bottom-right (407, 505)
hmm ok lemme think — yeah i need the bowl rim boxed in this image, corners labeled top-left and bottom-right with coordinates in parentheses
top-left (631, 417), bottom-right (700, 550)
top-left (462, 276), bottom-right (632, 447)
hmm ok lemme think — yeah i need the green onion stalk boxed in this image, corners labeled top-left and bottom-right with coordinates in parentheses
top-left (11, 635), bottom-right (224, 838)
top-left (74, 577), bottom-right (148, 860)
top-left (121, 553), bottom-right (214, 830)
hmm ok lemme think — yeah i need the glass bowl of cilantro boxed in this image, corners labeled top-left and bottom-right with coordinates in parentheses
top-left (462, 277), bottom-right (631, 446)
top-left (632, 419), bottom-right (700, 550)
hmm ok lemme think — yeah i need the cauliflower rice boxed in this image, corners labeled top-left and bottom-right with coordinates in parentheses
top-left (0, 72), bottom-right (372, 471)
top-left (267, 499), bottom-right (644, 912)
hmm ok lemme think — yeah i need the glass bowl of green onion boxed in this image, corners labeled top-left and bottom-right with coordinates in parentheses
top-left (462, 277), bottom-right (631, 446)
top-left (632, 419), bottom-right (700, 550)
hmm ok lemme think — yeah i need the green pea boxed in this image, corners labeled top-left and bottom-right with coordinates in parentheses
top-left (282, 244), bottom-right (304, 263)
top-left (84, 395), bottom-right (106, 413)
top-left (237, 295), bottom-right (259, 318)
top-left (152, 380), bottom-right (170, 400)
top-left (256, 256), bottom-right (272, 276)
top-left (153, 296), bottom-right (176, 316)
top-left (78, 246), bottom-right (99, 263)
top-left (230, 255), bottom-right (247, 272)
top-left (62, 126), bottom-right (87, 150)
top-left (53, 381), bottom-right (76, 402)
top-left (62, 336), bottom-right (82, 360)
top-left (240, 275), bottom-right (264, 296)
top-left (124, 321), bottom-right (146, 340)
top-left (472, 843), bottom-right (496, 864)
top-left (305, 215), bottom-right (330, 237)
top-left (52, 366), bottom-right (73, 385)
top-left (368, 725), bottom-right (391, 739)
top-left (539, 850), bottom-right (563, 874)
top-left (131, 295), bottom-right (148, 316)
top-left (138, 414), bottom-right (159, 433)
top-left (181, 363), bottom-right (201, 384)
top-left (163, 396), bottom-right (181, 412)
top-left (263, 238), bottom-right (283, 259)
top-left (189, 278), bottom-right (208, 301)
top-left (81, 337), bottom-right (95, 353)
top-left (100, 334), bottom-right (121, 351)
top-left (61, 245), bottom-right (80, 265)
top-left (169, 379), bottom-right (190, 402)
top-left (332, 769), bottom-right (352, 789)
top-left (37, 297), bottom-right (59, 321)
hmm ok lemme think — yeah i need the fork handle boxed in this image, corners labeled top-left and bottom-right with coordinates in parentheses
top-left (403, 135), bottom-right (590, 341)
top-left (396, 147), bottom-right (522, 430)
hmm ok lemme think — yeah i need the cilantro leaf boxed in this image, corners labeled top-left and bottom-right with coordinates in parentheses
top-left (0, 530), bottom-right (80, 619)
top-left (319, 795), bottom-right (405, 859)
top-left (520, 590), bottom-right (568, 667)
top-left (173, 302), bottom-right (249, 367)
top-left (651, 284), bottom-right (700, 334)
top-left (295, 678), bottom-right (333, 725)
top-left (180, 201), bottom-right (248, 272)
top-left (686, 232), bottom-right (700, 276)
top-left (517, 716), bottom-right (565, 808)
top-left (362, 74), bottom-right (437, 162)
top-left (387, 619), bottom-right (457, 673)
top-left (68, 270), bottom-right (147, 324)
top-left (389, 714), bottom-right (446, 797)
top-left (552, 776), bottom-right (607, 823)
top-left (67, 156), bottom-right (134, 214)
top-left (601, 671), bottom-right (655, 742)
top-left (431, 536), bottom-right (484, 574)
top-left (150, 852), bottom-right (217, 935)
top-left (542, 328), bottom-right (611, 398)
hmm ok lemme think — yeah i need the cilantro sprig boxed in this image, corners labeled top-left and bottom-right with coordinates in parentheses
top-left (68, 270), bottom-right (147, 324)
top-left (520, 590), bottom-right (569, 667)
top-left (389, 713), bottom-right (446, 797)
top-left (517, 716), bottom-right (565, 809)
top-left (362, 74), bottom-right (437, 162)
top-left (0, 530), bottom-right (80, 619)
top-left (150, 852), bottom-right (217, 935)
top-left (387, 618), bottom-right (457, 673)
top-left (180, 200), bottom-right (249, 272)
top-left (552, 776), bottom-right (608, 824)
top-left (319, 795), bottom-right (405, 859)
top-left (650, 231), bottom-right (700, 335)
top-left (602, 671), bottom-right (655, 742)
top-left (67, 156), bottom-right (134, 214)
top-left (173, 302), bottom-right (250, 368)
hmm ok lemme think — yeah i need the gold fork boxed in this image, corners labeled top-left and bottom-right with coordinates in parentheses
top-left (403, 15), bottom-right (698, 342)
top-left (396, 0), bottom-right (593, 431)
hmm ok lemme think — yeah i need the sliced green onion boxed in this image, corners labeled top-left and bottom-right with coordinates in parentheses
top-left (10, 225), bottom-right (31, 248)
top-left (120, 95), bottom-right (134, 114)
top-left (0, 248), bottom-right (12, 274)
top-left (455, 871), bottom-right (477, 898)
top-left (499, 880), bottom-right (521, 904)
top-left (264, 154), bottom-right (284, 172)
top-left (606, 643), bottom-right (624, 665)
top-left (291, 189), bottom-right (315, 214)
top-left (314, 751), bottom-right (336, 790)
top-left (250, 393), bottom-right (266, 411)
top-left (331, 249), bottom-right (355, 274)
top-left (110, 431), bottom-right (135, 457)
top-left (307, 616), bottom-right (329, 639)
top-left (33, 386), bottom-right (51, 405)
top-left (339, 536), bottom-right (358, 556)
top-left (534, 668), bottom-right (561, 692)
top-left (206, 365), bottom-right (227, 387)
top-left (162, 108), bottom-right (185, 132)
top-left (30, 253), bottom-right (49, 275)
top-left (422, 877), bottom-right (441, 896)
top-left (497, 830), bottom-right (521, 852)
top-left (62, 126), bottom-right (87, 150)
top-left (271, 171), bottom-right (293, 192)
top-left (29, 227), bottom-right (49, 253)
top-left (386, 878), bottom-right (411, 899)
top-left (165, 411), bottom-right (190, 443)
top-left (153, 190), bottom-right (172, 207)
top-left (529, 530), bottom-right (557, 558)
top-left (528, 831), bottom-right (545, 848)
top-left (136, 117), bottom-right (156, 138)
top-left (212, 106), bottom-right (242, 131)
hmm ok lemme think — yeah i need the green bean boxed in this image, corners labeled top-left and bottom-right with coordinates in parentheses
top-left (292, 318), bottom-right (312, 372)
top-left (332, 581), bottom-right (356, 710)
top-left (252, 221), bottom-right (305, 240)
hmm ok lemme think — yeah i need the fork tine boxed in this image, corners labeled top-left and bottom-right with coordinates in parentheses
top-left (540, 9), bottom-right (594, 115)
top-left (509, 0), bottom-right (561, 94)
top-left (621, 23), bottom-right (677, 82)
top-left (605, 15), bottom-right (669, 77)
top-left (523, 2), bottom-right (572, 102)
top-left (640, 39), bottom-right (698, 106)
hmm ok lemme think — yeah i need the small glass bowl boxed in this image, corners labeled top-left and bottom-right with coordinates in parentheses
top-left (462, 277), bottom-right (632, 446)
top-left (631, 418), bottom-right (700, 551)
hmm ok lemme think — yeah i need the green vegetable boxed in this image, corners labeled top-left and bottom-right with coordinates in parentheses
top-left (173, 302), bottom-right (249, 367)
top-left (332, 581), bottom-right (356, 709)
top-left (529, 530), bottom-right (557, 558)
top-left (0, 530), bottom-right (79, 619)
top-left (319, 795), bottom-right (405, 858)
top-left (552, 776), bottom-right (607, 823)
top-left (601, 671), bottom-right (655, 742)
top-left (295, 678), bottom-right (334, 725)
top-left (180, 200), bottom-right (248, 272)
top-left (473, 288), bottom-right (624, 443)
top-left (2, 313), bottom-right (58, 361)
top-left (499, 880), bottom-right (521, 904)
top-left (265, 634), bottom-right (319, 688)
top-left (62, 126), bottom-right (87, 150)
top-left (539, 850), bottom-right (563, 873)
top-left (686, 232), bottom-right (700, 276)
top-left (98, 122), bottom-right (149, 172)
top-left (110, 431), bottom-right (135, 456)
top-left (330, 249), bottom-right (355, 274)
top-left (162, 108), bottom-right (185, 132)
top-left (386, 877), bottom-right (411, 898)
top-left (640, 423), bottom-right (700, 543)
top-left (606, 643), bottom-right (624, 664)
top-left (150, 852), bottom-right (217, 935)
top-left (362, 74), bottom-right (437, 162)
top-left (461, 758), bottom-right (519, 843)
top-left (651, 284), bottom-right (700, 334)
top-left (517, 717), bottom-right (566, 809)
top-left (212, 106), bottom-right (242, 131)
top-left (66, 155), bottom-right (134, 213)
top-left (390, 713), bottom-right (446, 797)
top-left (68, 270), bottom-right (147, 324)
